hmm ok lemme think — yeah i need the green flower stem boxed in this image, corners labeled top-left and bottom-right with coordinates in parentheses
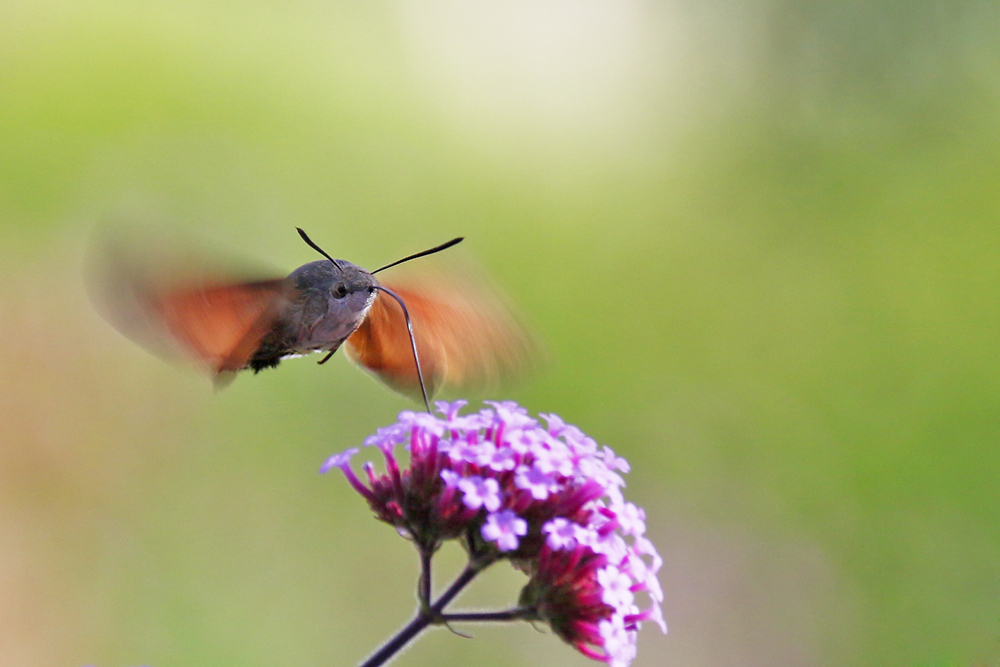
top-left (418, 547), bottom-right (433, 608)
top-left (439, 608), bottom-right (538, 623)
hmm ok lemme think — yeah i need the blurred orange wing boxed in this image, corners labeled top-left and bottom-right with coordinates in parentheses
top-left (150, 279), bottom-right (289, 374)
top-left (88, 226), bottom-right (291, 380)
top-left (345, 277), bottom-right (533, 397)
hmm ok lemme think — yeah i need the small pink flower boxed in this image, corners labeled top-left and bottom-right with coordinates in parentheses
top-left (481, 509), bottom-right (528, 552)
top-left (543, 517), bottom-right (580, 551)
top-left (457, 476), bottom-right (502, 512)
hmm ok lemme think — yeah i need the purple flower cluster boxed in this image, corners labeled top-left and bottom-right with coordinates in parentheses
top-left (322, 400), bottom-right (665, 667)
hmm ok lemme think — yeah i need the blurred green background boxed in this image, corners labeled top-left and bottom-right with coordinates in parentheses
top-left (2, 1), bottom-right (1000, 666)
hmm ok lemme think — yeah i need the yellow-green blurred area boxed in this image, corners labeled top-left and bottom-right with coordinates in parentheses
top-left (2, 1), bottom-right (1000, 665)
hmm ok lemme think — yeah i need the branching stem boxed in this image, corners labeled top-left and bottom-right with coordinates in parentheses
top-left (356, 554), bottom-right (512, 667)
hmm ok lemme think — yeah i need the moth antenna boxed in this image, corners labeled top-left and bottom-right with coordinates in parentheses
top-left (372, 237), bottom-right (463, 274)
top-left (296, 227), bottom-right (346, 276)
top-left (374, 285), bottom-right (431, 412)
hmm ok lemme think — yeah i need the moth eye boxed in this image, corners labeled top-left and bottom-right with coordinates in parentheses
top-left (333, 284), bottom-right (348, 299)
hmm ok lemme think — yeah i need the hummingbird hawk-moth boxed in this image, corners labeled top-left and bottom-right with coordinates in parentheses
top-left (91, 227), bottom-right (532, 409)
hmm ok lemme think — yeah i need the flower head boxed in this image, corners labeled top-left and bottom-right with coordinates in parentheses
top-left (323, 400), bottom-right (665, 666)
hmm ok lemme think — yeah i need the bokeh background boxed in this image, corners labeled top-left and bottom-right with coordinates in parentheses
top-left (2, 1), bottom-right (1000, 666)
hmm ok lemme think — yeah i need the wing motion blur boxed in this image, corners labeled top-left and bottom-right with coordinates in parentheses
top-left (346, 275), bottom-right (534, 397)
top-left (88, 229), bottom-right (291, 379)
top-left (147, 279), bottom-right (290, 374)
